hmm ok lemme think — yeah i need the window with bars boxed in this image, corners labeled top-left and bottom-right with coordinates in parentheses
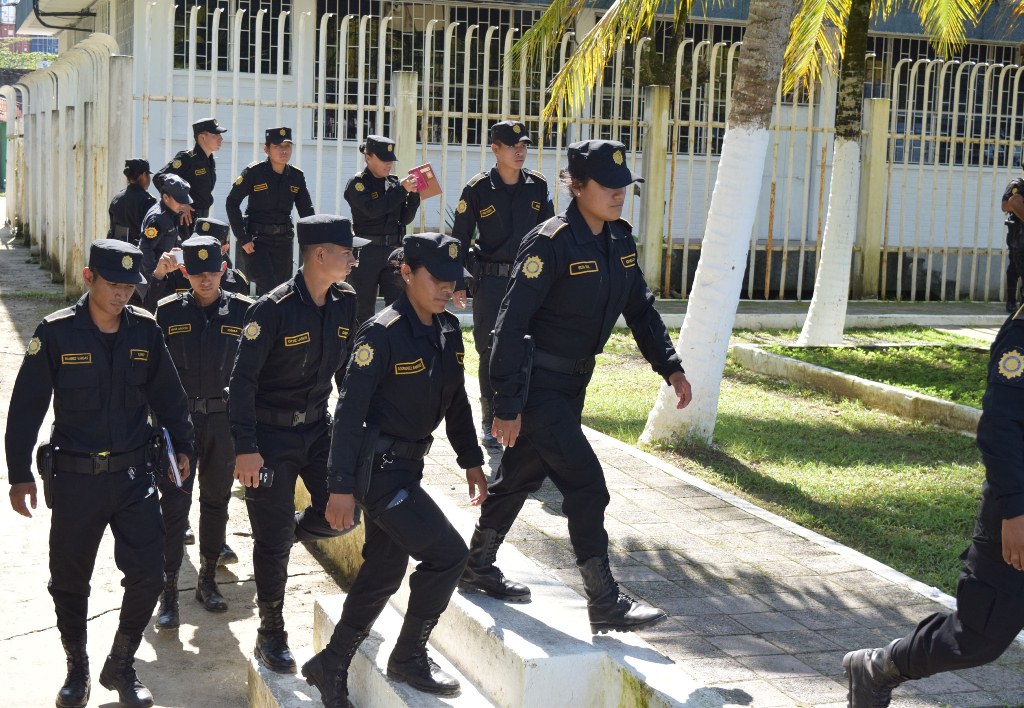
top-left (173, 0), bottom-right (292, 74)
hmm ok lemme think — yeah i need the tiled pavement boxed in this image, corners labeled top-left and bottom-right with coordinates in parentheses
top-left (422, 407), bottom-right (1024, 707)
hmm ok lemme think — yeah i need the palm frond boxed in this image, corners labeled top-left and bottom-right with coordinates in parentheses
top-left (782, 0), bottom-right (849, 93)
top-left (506, 0), bottom-right (591, 76)
top-left (912, 0), bottom-right (993, 59)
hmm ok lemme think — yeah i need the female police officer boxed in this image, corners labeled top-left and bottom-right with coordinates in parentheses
top-left (458, 139), bottom-right (693, 635)
top-left (300, 233), bottom-right (486, 707)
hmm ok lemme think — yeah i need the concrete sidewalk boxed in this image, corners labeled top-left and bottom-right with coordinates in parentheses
top-left (2, 234), bottom-right (1022, 707)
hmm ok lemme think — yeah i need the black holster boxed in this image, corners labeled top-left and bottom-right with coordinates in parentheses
top-left (353, 423), bottom-right (381, 503)
top-left (36, 443), bottom-right (54, 508)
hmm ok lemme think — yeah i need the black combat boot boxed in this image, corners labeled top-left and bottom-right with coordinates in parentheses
top-left (98, 631), bottom-right (153, 707)
top-left (301, 624), bottom-right (370, 708)
top-left (842, 640), bottom-right (906, 708)
top-left (183, 523), bottom-right (195, 545)
top-left (458, 525), bottom-right (531, 602)
top-left (195, 556), bottom-right (228, 612)
top-left (578, 556), bottom-right (665, 634)
top-left (480, 398), bottom-right (499, 447)
top-left (218, 543), bottom-right (239, 567)
top-left (56, 634), bottom-right (90, 708)
top-left (255, 599), bottom-right (296, 673)
top-left (154, 571), bottom-right (179, 630)
top-left (386, 615), bottom-right (459, 696)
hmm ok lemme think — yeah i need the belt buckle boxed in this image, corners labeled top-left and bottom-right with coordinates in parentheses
top-left (194, 398), bottom-right (207, 415)
top-left (291, 411), bottom-right (306, 426)
top-left (92, 451), bottom-right (110, 475)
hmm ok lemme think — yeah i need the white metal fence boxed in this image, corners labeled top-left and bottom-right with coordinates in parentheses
top-left (3, 4), bottom-right (1021, 302)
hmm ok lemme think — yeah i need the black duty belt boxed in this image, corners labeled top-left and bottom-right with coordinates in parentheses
top-left (478, 261), bottom-right (513, 277)
top-left (255, 406), bottom-right (326, 427)
top-left (250, 222), bottom-right (293, 236)
top-left (188, 397), bottom-right (228, 414)
top-left (532, 348), bottom-right (596, 376)
top-left (361, 233), bottom-right (403, 247)
top-left (113, 225), bottom-right (130, 240)
top-left (54, 443), bottom-right (151, 475)
top-left (375, 434), bottom-right (433, 461)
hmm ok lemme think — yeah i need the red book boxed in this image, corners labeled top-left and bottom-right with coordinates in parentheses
top-left (409, 163), bottom-right (442, 200)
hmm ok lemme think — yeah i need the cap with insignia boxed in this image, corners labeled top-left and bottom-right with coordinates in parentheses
top-left (296, 214), bottom-right (371, 249)
top-left (181, 235), bottom-right (224, 274)
top-left (154, 173), bottom-right (194, 204)
top-left (566, 139), bottom-right (643, 189)
top-left (265, 126), bottom-right (293, 145)
top-left (193, 217), bottom-right (231, 243)
top-left (123, 158), bottom-right (151, 178)
top-left (490, 120), bottom-right (533, 147)
top-left (88, 238), bottom-right (147, 285)
top-left (401, 232), bottom-right (467, 283)
top-left (193, 116), bottom-right (228, 136)
top-left (361, 135), bottom-right (398, 161)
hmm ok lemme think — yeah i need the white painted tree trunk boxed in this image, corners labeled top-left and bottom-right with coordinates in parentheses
top-left (640, 126), bottom-right (774, 445)
top-left (797, 137), bottom-right (862, 345)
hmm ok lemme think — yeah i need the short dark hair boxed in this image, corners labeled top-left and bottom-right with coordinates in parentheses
top-left (559, 167), bottom-right (590, 196)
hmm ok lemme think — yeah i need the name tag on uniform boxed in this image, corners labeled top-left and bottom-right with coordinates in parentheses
top-left (531, 201), bottom-right (542, 211)
top-left (284, 332), bottom-right (310, 347)
top-left (130, 349), bottom-right (149, 362)
top-left (221, 325), bottom-right (242, 337)
top-left (620, 253), bottom-right (637, 268)
top-left (394, 358), bottom-right (426, 375)
top-left (61, 353), bottom-right (92, 365)
top-left (479, 205), bottom-right (496, 218)
top-left (253, 183), bottom-right (269, 192)
top-left (194, 168), bottom-right (207, 176)
top-left (569, 260), bottom-right (599, 276)
top-left (290, 185), bottom-right (300, 194)
top-left (338, 326), bottom-right (350, 339)
top-left (456, 352), bottom-right (465, 365)
top-left (167, 324), bottom-right (191, 335)
top-left (370, 192), bottom-right (380, 199)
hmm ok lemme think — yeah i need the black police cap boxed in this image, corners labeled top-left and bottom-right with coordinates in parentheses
top-left (154, 173), bottom-right (193, 204)
top-left (123, 158), bottom-right (151, 177)
top-left (181, 235), bottom-right (223, 274)
top-left (490, 120), bottom-right (533, 146)
top-left (402, 232), bottom-right (465, 283)
top-left (566, 139), bottom-right (643, 189)
top-left (194, 217), bottom-right (230, 243)
top-left (88, 239), bottom-right (147, 285)
top-left (361, 135), bottom-right (398, 161)
top-left (265, 127), bottom-right (293, 145)
top-left (193, 117), bottom-right (227, 136)
top-left (296, 214), bottom-right (371, 249)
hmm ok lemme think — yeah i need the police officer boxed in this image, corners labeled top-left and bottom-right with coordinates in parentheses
top-left (139, 173), bottom-right (192, 279)
top-left (451, 120), bottom-right (554, 446)
top-left (226, 126), bottom-right (315, 295)
top-left (143, 218), bottom-right (250, 311)
top-left (6, 239), bottom-right (194, 708)
top-left (1001, 174), bottom-right (1024, 312)
top-left (301, 233), bottom-right (487, 705)
top-left (155, 116), bottom-right (226, 223)
top-left (458, 140), bottom-right (692, 634)
top-left (344, 135), bottom-right (421, 323)
top-left (229, 215), bottom-right (367, 674)
top-left (842, 310), bottom-right (1024, 706)
top-left (152, 235), bottom-right (254, 630)
top-left (108, 158), bottom-right (157, 242)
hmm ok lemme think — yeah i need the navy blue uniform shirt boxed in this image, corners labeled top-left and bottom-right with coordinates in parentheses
top-left (225, 160), bottom-right (315, 245)
top-left (344, 168), bottom-right (420, 240)
top-left (155, 144), bottom-right (217, 211)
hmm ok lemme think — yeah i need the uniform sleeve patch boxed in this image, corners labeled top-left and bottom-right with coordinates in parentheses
top-left (531, 201), bottom-right (542, 211)
top-left (221, 325), bottom-right (242, 337)
top-left (999, 349), bottom-right (1024, 379)
top-left (234, 175), bottom-right (244, 186)
top-left (355, 182), bottom-right (365, 192)
top-left (130, 349), bottom-right (149, 362)
top-left (569, 260), bottom-right (598, 276)
top-left (61, 353), bottom-right (92, 365)
top-left (394, 358), bottom-right (426, 375)
top-left (479, 205), bottom-right (496, 218)
top-left (284, 332), bottom-right (310, 347)
top-left (338, 326), bottom-right (350, 339)
top-left (26, 337), bottom-right (41, 356)
top-left (243, 322), bottom-right (262, 341)
top-left (253, 183), bottom-right (269, 192)
top-left (620, 253), bottom-right (637, 268)
top-left (353, 343), bottom-right (374, 367)
top-left (456, 199), bottom-right (468, 214)
top-left (290, 185), bottom-right (300, 194)
top-left (521, 255), bottom-right (544, 279)
top-left (144, 226), bottom-right (158, 239)
top-left (172, 159), bottom-right (182, 169)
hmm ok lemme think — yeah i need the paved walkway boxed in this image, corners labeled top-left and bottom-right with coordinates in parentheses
top-left (2, 234), bottom-right (1022, 706)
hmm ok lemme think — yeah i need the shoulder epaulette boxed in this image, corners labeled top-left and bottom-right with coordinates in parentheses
top-left (467, 172), bottom-right (488, 187)
top-left (157, 293), bottom-right (184, 308)
top-left (538, 216), bottom-right (569, 239)
top-left (127, 305), bottom-right (156, 321)
top-left (233, 269), bottom-right (250, 286)
top-left (267, 283), bottom-right (294, 303)
top-left (439, 309), bottom-right (460, 327)
top-left (290, 165), bottom-right (304, 175)
top-left (375, 308), bottom-right (403, 328)
top-left (333, 281), bottom-right (356, 295)
top-left (247, 160), bottom-right (260, 169)
top-left (185, 149), bottom-right (196, 158)
top-left (42, 307), bottom-right (75, 324)
top-left (523, 168), bottom-right (548, 183)
top-left (230, 291), bottom-right (255, 306)
top-left (615, 217), bottom-right (633, 231)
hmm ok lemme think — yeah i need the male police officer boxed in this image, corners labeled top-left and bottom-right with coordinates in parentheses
top-left (156, 116), bottom-right (226, 223)
top-left (344, 135), bottom-right (421, 323)
top-left (843, 308), bottom-right (1024, 706)
top-left (1001, 173), bottom-right (1024, 312)
top-left (229, 215), bottom-right (367, 673)
top-left (108, 159), bottom-right (157, 242)
top-left (226, 127), bottom-right (315, 295)
top-left (153, 235), bottom-right (254, 629)
top-left (139, 173), bottom-right (193, 279)
top-left (143, 218), bottom-right (250, 311)
top-left (451, 120), bottom-right (553, 445)
top-left (6, 239), bottom-right (194, 708)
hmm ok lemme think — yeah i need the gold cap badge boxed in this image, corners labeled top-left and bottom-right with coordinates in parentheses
top-left (612, 150), bottom-right (624, 165)
top-left (448, 243), bottom-right (459, 260)
top-left (121, 255), bottom-right (134, 270)
top-left (198, 249), bottom-right (209, 260)
top-left (280, 129), bottom-right (286, 136)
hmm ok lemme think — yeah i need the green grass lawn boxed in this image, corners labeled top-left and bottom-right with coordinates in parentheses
top-left (463, 327), bottom-right (985, 594)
